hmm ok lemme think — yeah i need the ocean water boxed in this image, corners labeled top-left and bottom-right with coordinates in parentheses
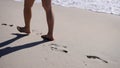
top-left (15, 0), bottom-right (120, 15)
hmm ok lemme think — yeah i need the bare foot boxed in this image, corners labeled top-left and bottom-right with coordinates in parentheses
top-left (17, 26), bottom-right (30, 34)
top-left (41, 35), bottom-right (54, 41)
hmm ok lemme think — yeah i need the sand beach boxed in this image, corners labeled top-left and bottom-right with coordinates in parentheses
top-left (0, 0), bottom-right (120, 68)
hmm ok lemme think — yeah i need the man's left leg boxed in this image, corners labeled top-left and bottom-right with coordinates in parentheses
top-left (17, 0), bottom-right (35, 34)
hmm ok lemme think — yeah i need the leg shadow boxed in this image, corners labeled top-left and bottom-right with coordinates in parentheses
top-left (0, 33), bottom-right (28, 47)
top-left (0, 40), bottom-right (49, 58)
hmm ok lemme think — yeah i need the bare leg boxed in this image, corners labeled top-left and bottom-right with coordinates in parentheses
top-left (41, 0), bottom-right (54, 41)
top-left (17, 0), bottom-right (35, 34)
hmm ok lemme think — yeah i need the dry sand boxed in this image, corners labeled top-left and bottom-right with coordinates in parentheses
top-left (0, 0), bottom-right (120, 68)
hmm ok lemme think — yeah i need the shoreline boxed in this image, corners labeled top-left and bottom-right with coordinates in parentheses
top-left (14, 0), bottom-right (120, 16)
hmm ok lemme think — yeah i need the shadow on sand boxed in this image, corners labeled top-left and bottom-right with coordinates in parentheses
top-left (0, 33), bottom-right (28, 47)
top-left (0, 33), bottom-right (49, 57)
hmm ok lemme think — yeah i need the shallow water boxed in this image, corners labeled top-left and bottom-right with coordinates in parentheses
top-left (14, 0), bottom-right (120, 15)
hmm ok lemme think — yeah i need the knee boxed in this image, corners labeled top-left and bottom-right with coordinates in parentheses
top-left (24, 4), bottom-right (32, 9)
top-left (42, 4), bottom-right (51, 11)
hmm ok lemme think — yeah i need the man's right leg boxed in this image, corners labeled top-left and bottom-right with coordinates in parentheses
top-left (17, 0), bottom-right (35, 34)
top-left (41, 0), bottom-right (54, 41)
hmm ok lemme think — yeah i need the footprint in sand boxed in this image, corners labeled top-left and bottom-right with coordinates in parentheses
top-left (9, 24), bottom-right (13, 27)
top-left (86, 55), bottom-right (108, 63)
top-left (50, 43), bottom-right (67, 48)
top-left (32, 30), bottom-right (42, 35)
top-left (50, 43), bottom-right (68, 53)
top-left (1, 23), bottom-right (7, 26)
top-left (1, 23), bottom-right (14, 27)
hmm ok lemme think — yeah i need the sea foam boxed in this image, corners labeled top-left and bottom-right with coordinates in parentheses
top-left (14, 0), bottom-right (120, 15)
